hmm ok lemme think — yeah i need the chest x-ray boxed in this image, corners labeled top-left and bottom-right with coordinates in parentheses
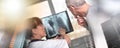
top-left (42, 11), bottom-right (73, 39)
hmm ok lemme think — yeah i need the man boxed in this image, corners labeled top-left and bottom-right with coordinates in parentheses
top-left (66, 0), bottom-right (111, 48)
top-left (66, 0), bottom-right (89, 27)
top-left (66, 0), bottom-right (96, 48)
top-left (27, 17), bottom-right (71, 48)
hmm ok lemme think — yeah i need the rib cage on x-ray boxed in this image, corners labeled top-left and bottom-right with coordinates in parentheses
top-left (57, 13), bottom-right (69, 32)
top-left (42, 16), bottom-right (59, 39)
top-left (42, 11), bottom-right (73, 39)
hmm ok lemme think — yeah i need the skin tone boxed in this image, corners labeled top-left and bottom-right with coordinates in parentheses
top-left (68, 2), bottom-right (89, 26)
top-left (59, 28), bottom-right (71, 45)
top-left (76, 16), bottom-right (86, 26)
top-left (31, 25), bottom-right (46, 40)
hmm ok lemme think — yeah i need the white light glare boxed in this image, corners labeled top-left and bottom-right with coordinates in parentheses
top-left (1, 0), bottom-right (25, 22)
top-left (2, 0), bottom-right (24, 15)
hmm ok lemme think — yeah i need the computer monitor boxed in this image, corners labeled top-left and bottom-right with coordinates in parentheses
top-left (42, 11), bottom-right (73, 39)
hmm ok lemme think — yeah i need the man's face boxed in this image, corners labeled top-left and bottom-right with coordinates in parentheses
top-left (68, 3), bottom-right (89, 26)
top-left (69, 3), bottom-right (89, 18)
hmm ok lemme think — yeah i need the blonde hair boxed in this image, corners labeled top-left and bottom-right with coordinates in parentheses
top-left (27, 17), bottom-right (43, 29)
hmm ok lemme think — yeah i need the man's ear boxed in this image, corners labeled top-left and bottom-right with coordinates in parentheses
top-left (69, 6), bottom-right (75, 12)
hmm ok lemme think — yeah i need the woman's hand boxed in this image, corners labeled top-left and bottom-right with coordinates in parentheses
top-left (59, 28), bottom-right (66, 36)
top-left (59, 27), bottom-right (71, 45)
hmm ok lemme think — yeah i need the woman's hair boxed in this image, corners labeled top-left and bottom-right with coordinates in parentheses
top-left (26, 17), bottom-right (43, 39)
top-left (27, 17), bottom-right (43, 29)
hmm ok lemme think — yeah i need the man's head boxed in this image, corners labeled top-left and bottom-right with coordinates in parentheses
top-left (66, 0), bottom-right (89, 18)
top-left (66, 0), bottom-right (89, 26)
top-left (27, 17), bottom-right (46, 39)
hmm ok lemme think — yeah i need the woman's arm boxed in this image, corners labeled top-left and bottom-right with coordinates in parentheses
top-left (59, 28), bottom-right (71, 45)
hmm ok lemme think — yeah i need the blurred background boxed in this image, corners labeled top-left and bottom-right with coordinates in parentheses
top-left (0, 0), bottom-right (120, 48)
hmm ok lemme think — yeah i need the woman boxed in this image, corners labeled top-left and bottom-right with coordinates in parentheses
top-left (27, 17), bottom-right (71, 48)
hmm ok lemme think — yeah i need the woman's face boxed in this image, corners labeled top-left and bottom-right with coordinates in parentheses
top-left (35, 25), bottom-right (46, 38)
